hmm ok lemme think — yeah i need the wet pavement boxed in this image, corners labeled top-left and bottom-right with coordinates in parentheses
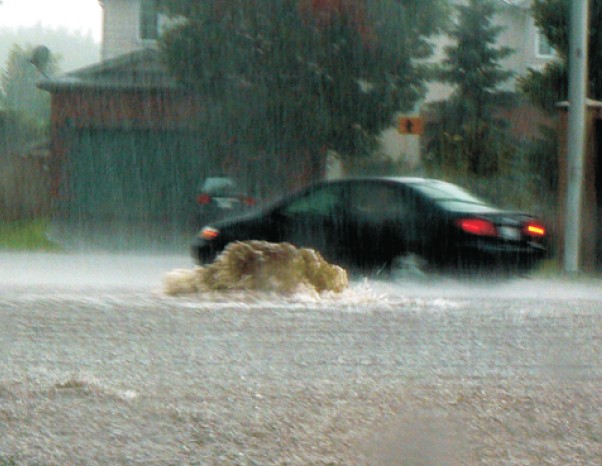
top-left (0, 252), bottom-right (601, 464)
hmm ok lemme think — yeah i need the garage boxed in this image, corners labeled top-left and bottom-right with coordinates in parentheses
top-left (60, 127), bottom-right (207, 225)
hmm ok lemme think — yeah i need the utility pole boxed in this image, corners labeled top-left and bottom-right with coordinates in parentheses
top-left (564, 0), bottom-right (589, 273)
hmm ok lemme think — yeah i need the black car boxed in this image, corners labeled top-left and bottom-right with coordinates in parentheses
top-left (196, 176), bottom-right (259, 224)
top-left (191, 177), bottom-right (548, 273)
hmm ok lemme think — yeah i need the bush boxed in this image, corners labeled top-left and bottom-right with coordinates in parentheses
top-left (0, 154), bottom-right (51, 221)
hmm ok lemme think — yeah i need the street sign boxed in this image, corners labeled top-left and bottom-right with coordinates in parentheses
top-left (397, 116), bottom-right (424, 135)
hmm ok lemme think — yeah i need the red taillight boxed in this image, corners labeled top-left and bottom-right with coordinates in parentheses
top-left (200, 227), bottom-right (219, 240)
top-left (457, 218), bottom-right (498, 237)
top-left (197, 193), bottom-right (212, 205)
top-left (524, 221), bottom-right (546, 237)
top-left (241, 196), bottom-right (257, 206)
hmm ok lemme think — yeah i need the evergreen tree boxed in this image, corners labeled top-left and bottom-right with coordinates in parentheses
top-left (426, 0), bottom-right (515, 177)
top-left (519, 0), bottom-right (602, 111)
top-left (158, 0), bottom-right (449, 171)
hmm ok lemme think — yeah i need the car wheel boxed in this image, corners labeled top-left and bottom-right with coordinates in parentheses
top-left (390, 253), bottom-right (431, 279)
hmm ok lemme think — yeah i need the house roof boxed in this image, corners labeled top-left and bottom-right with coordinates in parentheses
top-left (37, 48), bottom-right (181, 92)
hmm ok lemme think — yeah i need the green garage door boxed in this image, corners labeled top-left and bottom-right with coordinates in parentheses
top-left (60, 128), bottom-right (212, 226)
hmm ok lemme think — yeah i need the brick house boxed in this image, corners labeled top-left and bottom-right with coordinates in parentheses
top-left (39, 0), bottom-right (319, 227)
top-left (38, 47), bottom-right (208, 224)
top-left (37, 0), bottom-right (205, 224)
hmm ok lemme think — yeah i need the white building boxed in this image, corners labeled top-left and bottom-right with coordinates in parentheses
top-left (97, 0), bottom-right (554, 89)
top-left (99, 0), bottom-right (165, 61)
top-left (425, 0), bottom-right (555, 103)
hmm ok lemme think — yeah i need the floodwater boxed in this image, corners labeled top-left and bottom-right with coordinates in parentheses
top-left (2, 251), bottom-right (602, 301)
top-left (0, 252), bottom-right (187, 290)
top-left (1, 252), bottom-right (601, 464)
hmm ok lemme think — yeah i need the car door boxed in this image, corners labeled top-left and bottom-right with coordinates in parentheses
top-left (346, 181), bottom-right (421, 264)
top-left (271, 183), bottom-right (349, 263)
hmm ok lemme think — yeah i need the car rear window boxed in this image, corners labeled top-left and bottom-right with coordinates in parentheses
top-left (201, 177), bottom-right (236, 192)
top-left (411, 181), bottom-right (485, 204)
top-left (439, 201), bottom-right (499, 213)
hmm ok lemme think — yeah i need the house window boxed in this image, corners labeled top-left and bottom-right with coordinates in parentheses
top-left (139, 0), bottom-right (159, 41)
top-left (536, 30), bottom-right (554, 58)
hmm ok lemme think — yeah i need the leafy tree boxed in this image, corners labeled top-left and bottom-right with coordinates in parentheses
top-left (1, 44), bottom-right (58, 123)
top-left (158, 0), bottom-right (449, 171)
top-left (0, 25), bottom-right (99, 74)
top-left (0, 45), bottom-right (59, 158)
top-left (425, 0), bottom-right (515, 176)
top-left (519, 0), bottom-right (602, 111)
top-left (0, 109), bottom-right (41, 156)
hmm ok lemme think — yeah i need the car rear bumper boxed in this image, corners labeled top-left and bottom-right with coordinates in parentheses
top-left (456, 240), bottom-right (548, 269)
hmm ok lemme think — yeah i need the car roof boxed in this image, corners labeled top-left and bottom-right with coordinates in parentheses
top-left (322, 176), bottom-right (453, 187)
top-left (324, 176), bottom-right (440, 182)
top-left (319, 176), bottom-right (490, 206)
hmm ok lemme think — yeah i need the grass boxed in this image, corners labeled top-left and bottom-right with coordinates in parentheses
top-left (0, 457), bottom-right (18, 466)
top-left (530, 257), bottom-right (602, 280)
top-left (0, 219), bottom-right (61, 251)
top-left (529, 258), bottom-right (561, 277)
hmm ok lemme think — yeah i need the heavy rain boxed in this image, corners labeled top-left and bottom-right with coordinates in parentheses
top-left (1, 0), bottom-right (602, 464)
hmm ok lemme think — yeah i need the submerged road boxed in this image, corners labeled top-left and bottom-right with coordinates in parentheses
top-left (0, 252), bottom-right (601, 465)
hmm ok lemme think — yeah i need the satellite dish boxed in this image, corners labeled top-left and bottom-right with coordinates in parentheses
top-left (30, 45), bottom-right (51, 76)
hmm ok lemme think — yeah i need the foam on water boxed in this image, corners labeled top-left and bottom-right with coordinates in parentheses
top-left (2, 368), bottom-right (139, 403)
top-left (161, 273), bottom-right (464, 313)
top-left (163, 241), bottom-right (348, 296)
top-left (162, 241), bottom-right (465, 311)
top-left (52, 374), bottom-right (139, 402)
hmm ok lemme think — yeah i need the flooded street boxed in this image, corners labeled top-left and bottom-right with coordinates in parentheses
top-left (1, 252), bottom-right (601, 464)
top-left (1, 0), bottom-right (600, 463)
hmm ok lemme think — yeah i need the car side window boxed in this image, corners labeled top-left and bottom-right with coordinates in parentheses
top-left (349, 183), bottom-right (410, 220)
top-left (282, 185), bottom-right (344, 217)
